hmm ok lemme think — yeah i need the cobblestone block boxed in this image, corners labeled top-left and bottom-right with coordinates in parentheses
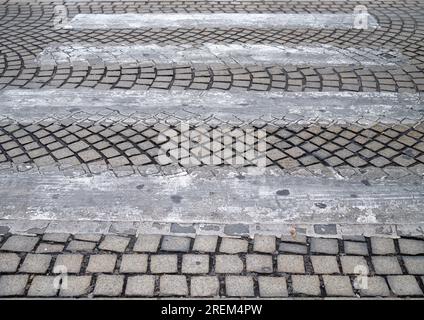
top-left (36, 243), bottom-right (65, 253)
top-left (246, 254), bottom-right (273, 273)
top-left (0, 275), bottom-right (28, 296)
top-left (291, 275), bottom-right (321, 296)
top-left (253, 235), bottom-right (276, 253)
top-left (311, 256), bottom-right (340, 274)
top-left (54, 254), bottom-right (83, 274)
top-left (402, 256), bottom-right (424, 274)
top-left (59, 276), bottom-right (92, 297)
top-left (133, 234), bottom-right (161, 252)
top-left (74, 234), bottom-right (102, 242)
top-left (42, 233), bottom-right (70, 243)
top-left (160, 275), bottom-right (188, 296)
top-left (182, 254), bottom-right (209, 274)
top-left (398, 239), bottom-right (424, 255)
top-left (98, 235), bottom-right (130, 253)
top-left (340, 256), bottom-right (368, 274)
top-left (125, 275), bottom-right (156, 296)
top-left (191, 276), bottom-right (219, 297)
top-left (371, 237), bottom-right (396, 255)
top-left (258, 276), bottom-right (288, 297)
top-left (279, 242), bottom-right (307, 254)
top-left (192, 235), bottom-right (218, 252)
top-left (219, 238), bottom-right (248, 254)
top-left (20, 254), bottom-right (52, 274)
top-left (344, 241), bottom-right (369, 255)
top-left (94, 275), bottom-right (124, 297)
top-left (225, 276), bottom-right (254, 297)
top-left (28, 276), bottom-right (57, 297)
top-left (1, 235), bottom-right (38, 252)
top-left (280, 234), bottom-right (307, 244)
top-left (66, 240), bottom-right (96, 252)
top-left (387, 276), bottom-right (423, 296)
top-left (161, 236), bottom-right (191, 252)
top-left (150, 254), bottom-right (178, 274)
top-left (215, 255), bottom-right (244, 274)
top-left (358, 276), bottom-right (390, 297)
top-left (277, 255), bottom-right (305, 273)
top-left (323, 275), bottom-right (355, 297)
top-left (372, 256), bottom-right (402, 275)
top-left (0, 252), bottom-right (21, 272)
top-left (86, 254), bottom-right (117, 273)
top-left (310, 238), bottom-right (339, 254)
top-left (120, 254), bottom-right (148, 273)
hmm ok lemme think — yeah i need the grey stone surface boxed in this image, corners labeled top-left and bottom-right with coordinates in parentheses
top-left (42, 233), bottom-right (70, 243)
top-left (340, 256), bottom-right (368, 274)
top-left (371, 237), bottom-right (396, 255)
top-left (225, 276), bottom-right (254, 297)
top-left (120, 254), bottom-right (148, 273)
top-left (171, 223), bottom-right (196, 234)
top-left (281, 234), bottom-right (307, 244)
top-left (161, 236), bottom-right (191, 252)
top-left (358, 276), bottom-right (390, 297)
top-left (160, 275), bottom-right (188, 296)
top-left (311, 256), bottom-right (340, 274)
top-left (0, 275), bottom-right (28, 296)
top-left (54, 254), bottom-right (83, 274)
top-left (20, 254), bottom-right (52, 274)
top-left (86, 254), bottom-right (117, 273)
top-left (215, 255), bottom-right (244, 274)
top-left (66, 240), bottom-right (96, 252)
top-left (0, 252), bottom-right (21, 272)
top-left (258, 276), bottom-right (288, 297)
top-left (314, 224), bottom-right (337, 235)
top-left (36, 243), bottom-right (65, 253)
top-left (344, 241), bottom-right (369, 255)
top-left (372, 256), bottom-right (403, 275)
top-left (279, 242), bottom-right (307, 254)
top-left (291, 275), bottom-right (321, 296)
top-left (98, 235), bottom-right (130, 253)
top-left (59, 276), bottom-right (92, 297)
top-left (150, 254), bottom-right (178, 274)
top-left (219, 238), bottom-right (248, 254)
top-left (246, 254), bottom-right (273, 273)
top-left (323, 275), bottom-right (355, 297)
top-left (253, 235), bottom-right (276, 253)
top-left (192, 235), bottom-right (218, 252)
top-left (133, 234), bottom-right (161, 252)
top-left (125, 275), bottom-right (156, 296)
top-left (28, 276), bottom-right (57, 297)
top-left (0, 235), bottom-right (38, 252)
top-left (277, 254), bottom-right (305, 273)
top-left (387, 276), bottom-right (423, 296)
top-left (74, 234), bottom-right (102, 242)
top-left (310, 238), bottom-right (339, 254)
top-left (224, 224), bottom-right (249, 236)
top-left (191, 276), bottom-right (220, 297)
top-left (402, 256), bottom-right (424, 274)
top-left (398, 239), bottom-right (424, 255)
top-left (94, 275), bottom-right (124, 296)
top-left (182, 254), bottom-right (209, 274)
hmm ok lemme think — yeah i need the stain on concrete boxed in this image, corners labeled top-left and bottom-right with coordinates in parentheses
top-left (314, 202), bottom-right (327, 209)
top-left (171, 195), bottom-right (183, 204)
top-left (361, 179), bottom-right (371, 186)
top-left (276, 189), bottom-right (290, 196)
top-left (136, 184), bottom-right (144, 190)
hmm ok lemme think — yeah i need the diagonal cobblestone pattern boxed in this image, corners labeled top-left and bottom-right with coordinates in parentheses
top-left (0, 231), bottom-right (423, 298)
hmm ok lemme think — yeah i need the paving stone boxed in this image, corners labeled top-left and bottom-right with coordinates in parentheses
top-left (160, 275), bottom-right (188, 296)
top-left (66, 240), bottom-right (96, 252)
top-left (125, 275), bottom-right (156, 296)
top-left (277, 254), bottom-right (305, 273)
top-left (28, 276), bottom-right (58, 297)
top-left (59, 276), bottom-right (92, 297)
top-left (344, 241), bottom-right (369, 255)
top-left (20, 254), bottom-right (52, 274)
top-left (86, 254), bottom-right (117, 273)
top-left (340, 256), bottom-right (368, 274)
top-left (182, 254), bottom-right (209, 274)
top-left (42, 233), bottom-right (70, 243)
top-left (387, 276), bottom-right (423, 296)
top-left (98, 235), bottom-right (130, 253)
top-left (311, 256), bottom-right (340, 274)
top-left (94, 275), bottom-right (124, 297)
top-left (246, 254), bottom-right (273, 273)
top-left (191, 276), bottom-right (220, 297)
top-left (215, 255), bottom-right (244, 274)
top-left (150, 254), bottom-right (178, 274)
top-left (0, 252), bottom-right (21, 272)
top-left (258, 276), bottom-right (288, 297)
top-left (192, 235), bottom-right (218, 252)
top-left (372, 256), bottom-right (403, 275)
top-left (310, 238), bottom-right (339, 254)
top-left (253, 235), bottom-right (276, 253)
top-left (54, 254), bottom-right (83, 274)
top-left (323, 275), bottom-right (355, 297)
top-left (398, 239), bottom-right (424, 255)
top-left (370, 237), bottom-right (396, 255)
top-left (133, 234), bottom-right (161, 252)
top-left (280, 234), bottom-right (307, 244)
top-left (36, 243), bottom-right (65, 253)
top-left (0, 275), bottom-right (29, 296)
top-left (291, 275), bottom-right (321, 296)
top-left (402, 256), bottom-right (424, 274)
top-left (74, 234), bottom-right (102, 242)
top-left (225, 276), bottom-right (254, 297)
top-left (120, 254), bottom-right (148, 273)
top-left (0, 235), bottom-right (39, 252)
top-left (219, 238), bottom-right (248, 254)
top-left (161, 236), bottom-right (191, 252)
top-left (358, 276), bottom-right (390, 297)
top-left (279, 242), bottom-right (307, 254)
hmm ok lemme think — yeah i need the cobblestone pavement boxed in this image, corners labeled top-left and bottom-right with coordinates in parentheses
top-left (0, 230), bottom-right (424, 298)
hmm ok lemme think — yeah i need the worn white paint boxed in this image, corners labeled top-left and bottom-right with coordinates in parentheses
top-left (65, 13), bottom-right (378, 29)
